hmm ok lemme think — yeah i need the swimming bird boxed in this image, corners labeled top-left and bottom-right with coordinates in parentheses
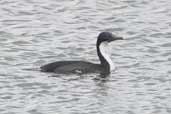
top-left (40, 32), bottom-right (123, 74)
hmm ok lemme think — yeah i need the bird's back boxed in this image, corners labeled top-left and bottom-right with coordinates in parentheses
top-left (40, 61), bottom-right (101, 74)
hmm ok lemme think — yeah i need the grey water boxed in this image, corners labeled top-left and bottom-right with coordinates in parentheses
top-left (0, 0), bottom-right (171, 114)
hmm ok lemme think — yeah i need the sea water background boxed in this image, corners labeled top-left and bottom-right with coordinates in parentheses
top-left (0, 0), bottom-right (171, 114)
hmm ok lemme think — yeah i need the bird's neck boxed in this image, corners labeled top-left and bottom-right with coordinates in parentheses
top-left (97, 42), bottom-right (115, 73)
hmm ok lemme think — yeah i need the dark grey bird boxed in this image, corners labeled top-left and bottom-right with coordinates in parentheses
top-left (40, 32), bottom-right (123, 74)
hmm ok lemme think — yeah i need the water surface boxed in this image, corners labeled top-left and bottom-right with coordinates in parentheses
top-left (0, 0), bottom-right (171, 114)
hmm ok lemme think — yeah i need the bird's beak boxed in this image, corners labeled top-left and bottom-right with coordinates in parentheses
top-left (110, 35), bottom-right (123, 42)
top-left (115, 36), bottom-right (124, 40)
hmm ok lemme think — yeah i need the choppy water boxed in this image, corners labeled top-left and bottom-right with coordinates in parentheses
top-left (0, 0), bottom-right (171, 114)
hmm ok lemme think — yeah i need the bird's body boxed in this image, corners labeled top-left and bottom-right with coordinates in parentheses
top-left (40, 32), bottom-right (123, 74)
top-left (41, 61), bottom-right (101, 74)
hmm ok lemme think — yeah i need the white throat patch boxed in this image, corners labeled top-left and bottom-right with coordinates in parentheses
top-left (99, 41), bottom-right (115, 71)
